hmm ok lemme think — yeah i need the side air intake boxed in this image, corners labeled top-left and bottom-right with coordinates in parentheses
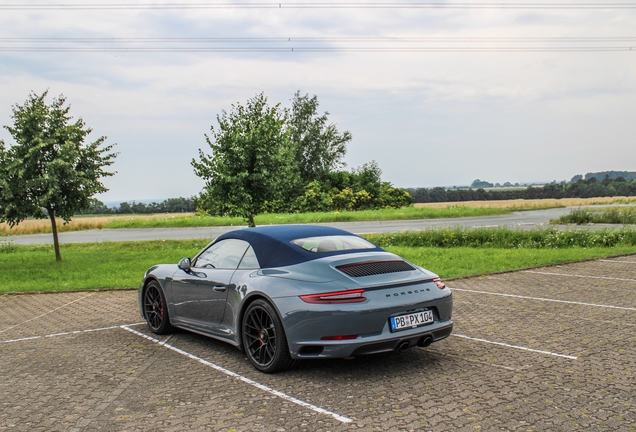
top-left (336, 260), bottom-right (416, 277)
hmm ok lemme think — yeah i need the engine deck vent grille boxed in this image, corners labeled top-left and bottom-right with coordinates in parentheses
top-left (336, 260), bottom-right (416, 277)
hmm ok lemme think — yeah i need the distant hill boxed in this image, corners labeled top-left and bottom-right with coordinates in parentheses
top-left (571, 171), bottom-right (636, 182)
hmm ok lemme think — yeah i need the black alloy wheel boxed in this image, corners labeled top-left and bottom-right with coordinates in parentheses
top-left (144, 281), bottom-right (173, 335)
top-left (242, 299), bottom-right (294, 373)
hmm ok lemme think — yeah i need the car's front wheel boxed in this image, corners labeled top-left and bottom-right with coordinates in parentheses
top-left (242, 299), bottom-right (294, 373)
top-left (143, 281), bottom-right (173, 335)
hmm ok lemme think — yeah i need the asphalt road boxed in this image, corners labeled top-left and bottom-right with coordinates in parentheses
top-left (5, 207), bottom-right (587, 246)
top-left (2, 257), bottom-right (635, 430)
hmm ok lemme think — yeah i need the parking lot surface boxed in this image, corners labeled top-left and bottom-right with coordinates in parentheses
top-left (2, 256), bottom-right (635, 431)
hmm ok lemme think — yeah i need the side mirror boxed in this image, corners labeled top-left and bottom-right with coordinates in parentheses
top-left (178, 257), bottom-right (191, 271)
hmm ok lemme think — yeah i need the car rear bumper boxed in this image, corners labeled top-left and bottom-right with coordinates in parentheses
top-left (289, 319), bottom-right (453, 359)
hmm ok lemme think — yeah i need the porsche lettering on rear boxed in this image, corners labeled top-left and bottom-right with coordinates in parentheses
top-left (386, 288), bottom-right (431, 297)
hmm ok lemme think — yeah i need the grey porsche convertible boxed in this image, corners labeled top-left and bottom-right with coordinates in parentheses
top-left (139, 225), bottom-right (453, 373)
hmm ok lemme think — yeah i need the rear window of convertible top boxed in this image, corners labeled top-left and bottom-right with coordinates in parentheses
top-left (291, 235), bottom-right (376, 253)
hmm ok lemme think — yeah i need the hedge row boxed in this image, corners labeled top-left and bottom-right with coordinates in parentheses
top-left (365, 228), bottom-right (636, 249)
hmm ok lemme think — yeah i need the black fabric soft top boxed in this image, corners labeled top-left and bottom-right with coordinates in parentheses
top-left (214, 225), bottom-right (384, 268)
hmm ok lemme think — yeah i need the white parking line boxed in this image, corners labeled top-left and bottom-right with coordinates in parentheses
top-left (121, 325), bottom-right (353, 424)
top-left (450, 287), bottom-right (636, 311)
top-left (0, 322), bottom-right (146, 344)
top-left (452, 334), bottom-right (578, 360)
top-left (0, 293), bottom-right (95, 334)
top-left (1, 335), bottom-right (41, 343)
top-left (524, 270), bottom-right (636, 283)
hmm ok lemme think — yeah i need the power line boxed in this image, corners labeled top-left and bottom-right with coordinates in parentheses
top-left (0, 46), bottom-right (633, 52)
top-left (2, 2), bottom-right (636, 10)
top-left (3, 36), bottom-right (635, 52)
top-left (2, 37), bottom-right (636, 42)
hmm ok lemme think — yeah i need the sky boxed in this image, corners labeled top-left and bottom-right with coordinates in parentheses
top-left (0, 2), bottom-right (635, 203)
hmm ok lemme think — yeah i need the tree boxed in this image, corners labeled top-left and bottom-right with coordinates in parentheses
top-left (117, 202), bottom-right (133, 214)
top-left (288, 91), bottom-right (351, 184)
top-left (351, 161), bottom-right (383, 200)
top-left (76, 198), bottom-right (113, 214)
top-left (471, 179), bottom-right (494, 188)
top-left (131, 201), bottom-right (147, 213)
top-left (192, 93), bottom-right (296, 227)
top-left (0, 91), bottom-right (117, 261)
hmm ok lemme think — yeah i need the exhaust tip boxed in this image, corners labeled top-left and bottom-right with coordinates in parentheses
top-left (396, 341), bottom-right (410, 352)
top-left (418, 336), bottom-right (433, 348)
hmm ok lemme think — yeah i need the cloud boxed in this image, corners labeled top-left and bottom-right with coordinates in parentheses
top-left (1, 4), bottom-right (635, 198)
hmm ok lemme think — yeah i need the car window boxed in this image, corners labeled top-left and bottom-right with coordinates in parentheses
top-left (237, 245), bottom-right (260, 269)
top-left (291, 235), bottom-right (376, 253)
top-left (194, 239), bottom-right (249, 270)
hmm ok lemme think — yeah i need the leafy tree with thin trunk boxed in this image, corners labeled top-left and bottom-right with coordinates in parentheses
top-left (289, 91), bottom-right (351, 184)
top-left (0, 91), bottom-right (117, 261)
top-left (192, 93), bottom-right (296, 227)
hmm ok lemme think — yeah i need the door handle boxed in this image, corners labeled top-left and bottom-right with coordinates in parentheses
top-left (213, 285), bottom-right (227, 292)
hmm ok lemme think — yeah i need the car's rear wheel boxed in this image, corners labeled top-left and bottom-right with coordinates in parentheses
top-left (242, 299), bottom-right (294, 373)
top-left (143, 281), bottom-right (173, 335)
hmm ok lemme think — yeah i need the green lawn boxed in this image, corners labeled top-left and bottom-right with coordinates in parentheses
top-left (0, 240), bottom-right (205, 292)
top-left (1, 238), bottom-right (635, 293)
top-left (102, 206), bottom-right (515, 229)
top-left (552, 207), bottom-right (636, 225)
top-left (365, 227), bottom-right (636, 248)
top-left (388, 246), bottom-right (636, 279)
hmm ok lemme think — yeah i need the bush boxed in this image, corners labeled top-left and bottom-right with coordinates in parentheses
top-left (288, 169), bottom-right (411, 213)
top-left (554, 207), bottom-right (636, 225)
top-left (364, 227), bottom-right (636, 249)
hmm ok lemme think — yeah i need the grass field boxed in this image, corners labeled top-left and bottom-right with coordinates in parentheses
top-left (552, 206), bottom-right (636, 225)
top-left (414, 196), bottom-right (636, 209)
top-left (0, 213), bottom-right (194, 236)
top-left (365, 227), bottom-right (636, 248)
top-left (1, 206), bottom-right (513, 236)
top-left (4, 197), bottom-right (635, 237)
top-left (102, 206), bottom-right (514, 229)
top-left (0, 240), bottom-right (204, 292)
top-left (2, 228), bottom-right (636, 293)
top-left (389, 246), bottom-right (636, 279)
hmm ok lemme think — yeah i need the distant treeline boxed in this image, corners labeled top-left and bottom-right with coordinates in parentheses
top-left (78, 197), bottom-right (197, 214)
top-left (407, 176), bottom-right (636, 203)
top-left (572, 170), bottom-right (636, 182)
top-left (79, 175), bottom-right (636, 213)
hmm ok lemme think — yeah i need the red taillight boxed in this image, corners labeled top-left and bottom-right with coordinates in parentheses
top-left (300, 289), bottom-right (366, 304)
top-left (433, 278), bottom-right (446, 289)
top-left (321, 335), bottom-right (358, 340)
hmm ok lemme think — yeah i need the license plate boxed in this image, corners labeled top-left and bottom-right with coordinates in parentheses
top-left (390, 310), bottom-right (434, 332)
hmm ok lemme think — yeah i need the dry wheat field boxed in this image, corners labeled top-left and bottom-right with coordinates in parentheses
top-left (3, 197), bottom-right (636, 237)
top-left (0, 213), bottom-right (197, 236)
top-left (414, 196), bottom-right (636, 209)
